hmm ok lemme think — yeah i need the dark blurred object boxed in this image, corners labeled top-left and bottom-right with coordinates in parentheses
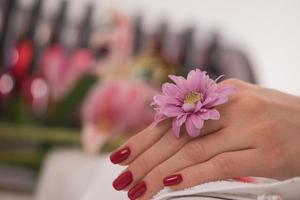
top-left (133, 15), bottom-right (144, 55)
top-left (77, 4), bottom-right (93, 49)
top-left (0, 0), bottom-right (17, 68)
top-left (0, 0), bottom-right (17, 116)
top-left (200, 32), bottom-right (256, 83)
top-left (201, 32), bottom-right (223, 79)
top-left (23, 1), bottom-right (67, 117)
top-left (46, 4), bottom-right (97, 127)
top-left (0, 165), bottom-right (36, 192)
top-left (178, 27), bottom-right (195, 75)
top-left (46, 74), bottom-right (97, 127)
top-left (11, 0), bottom-right (44, 88)
top-left (40, 0), bottom-right (68, 102)
top-left (0, 122), bottom-right (80, 168)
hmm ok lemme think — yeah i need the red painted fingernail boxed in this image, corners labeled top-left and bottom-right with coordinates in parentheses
top-left (110, 146), bottom-right (131, 164)
top-left (234, 177), bottom-right (255, 183)
top-left (128, 181), bottom-right (147, 200)
top-left (112, 171), bottom-right (133, 190)
top-left (163, 174), bottom-right (183, 186)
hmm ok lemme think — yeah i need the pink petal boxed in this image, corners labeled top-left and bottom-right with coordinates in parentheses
top-left (218, 85), bottom-right (237, 96)
top-left (205, 86), bottom-right (236, 107)
top-left (187, 69), bottom-right (200, 91)
top-left (194, 101), bottom-right (203, 112)
top-left (162, 83), bottom-right (182, 97)
top-left (204, 83), bottom-right (218, 98)
top-left (190, 115), bottom-right (204, 129)
top-left (207, 109), bottom-right (220, 120)
top-left (200, 109), bottom-right (220, 120)
top-left (153, 95), bottom-right (166, 106)
top-left (168, 75), bottom-right (189, 91)
top-left (207, 96), bottom-right (228, 107)
top-left (172, 119), bottom-right (181, 138)
top-left (185, 117), bottom-right (201, 137)
top-left (153, 95), bottom-right (181, 106)
top-left (197, 70), bottom-right (209, 92)
top-left (202, 94), bottom-right (216, 106)
top-left (207, 86), bottom-right (236, 107)
top-left (176, 113), bottom-right (187, 127)
top-left (153, 112), bottom-right (168, 125)
top-left (162, 106), bottom-right (183, 117)
top-left (199, 109), bottom-right (210, 120)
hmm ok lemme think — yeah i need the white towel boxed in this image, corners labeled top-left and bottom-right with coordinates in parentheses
top-left (153, 177), bottom-right (300, 200)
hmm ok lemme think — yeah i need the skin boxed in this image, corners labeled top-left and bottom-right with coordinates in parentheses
top-left (112, 79), bottom-right (300, 200)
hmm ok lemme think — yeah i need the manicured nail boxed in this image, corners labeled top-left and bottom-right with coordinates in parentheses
top-left (234, 177), bottom-right (255, 183)
top-left (110, 146), bottom-right (131, 164)
top-left (163, 174), bottom-right (183, 186)
top-left (112, 171), bottom-right (133, 190)
top-left (128, 181), bottom-right (147, 200)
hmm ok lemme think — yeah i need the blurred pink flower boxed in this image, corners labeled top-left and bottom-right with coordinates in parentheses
top-left (82, 79), bottom-right (157, 153)
top-left (152, 69), bottom-right (235, 138)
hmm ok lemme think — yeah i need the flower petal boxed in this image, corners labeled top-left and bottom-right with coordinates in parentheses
top-left (162, 106), bottom-right (183, 117)
top-left (153, 95), bottom-right (181, 106)
top-left (176, 113), bottom-right (187, 127)
top-left (168, 75), bottom-right (189, 91)
top-left (185, 117), bottom-right (201, 137)
top-left (200, 109), bottom-right (220, 120)
top-left (172, 119), bottom-right (181, 138)
top-left (218, 85), bottom-right (237, 96)
top-left (190, 115), bottom-right (204, 129)
top-left (153, 95), bottom-right (167, 106)
top-left (205, 86), bottom-right (236, 107)
top-left (187, 69), bottom-right (200, 91)
top-left (153, 112), bottom-right (168, 125)
top-left (194, 101), bottom-right (203, 112)
top-left (162, 83), bottom-right (183, 98)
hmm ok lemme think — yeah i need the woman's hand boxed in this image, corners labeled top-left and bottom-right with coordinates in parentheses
top-left (110, 79), bottom-right (300, 200)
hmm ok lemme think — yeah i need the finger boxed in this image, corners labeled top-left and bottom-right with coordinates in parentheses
top-left (126, 129), bottom-right (254, 200)
top-left (168, 149), bottom-right (262, 191)
top-left (160, 127), bottom-right (253, 172)
top-left (113, 129), bottom-right (191, 191)
top-left (114, 115), bottom-right (227, 190)
top-left (110, 105), bottom-right (226, 166)
top-left (110, 120), bottom-right (171, 165)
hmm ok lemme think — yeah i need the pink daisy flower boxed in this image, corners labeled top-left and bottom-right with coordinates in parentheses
top-left (152, 69), bottom-right (236, 138)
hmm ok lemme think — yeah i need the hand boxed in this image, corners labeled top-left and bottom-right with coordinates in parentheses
top-left (110, 79), bottom-right (300, 200)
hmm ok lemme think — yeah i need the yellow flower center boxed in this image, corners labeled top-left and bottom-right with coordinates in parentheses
top-left (184, 91), bottom-right (203, 104)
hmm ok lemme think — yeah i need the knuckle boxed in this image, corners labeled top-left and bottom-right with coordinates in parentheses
top-left (221, 78), bottom-right (242, 87)
top-left (148, 167), bottom-right (165, 182)
top-left (274, 148), bottom-right (289, 173)
top-left (213, 155), bottom-right (235, 178)
top-left (258, 148), bottom-right (288, 179)
top-left (163, 132), bottom-right (180, 147)
top-left (132, 156), bottom-right (151, 177)
top-left (182, 141), bottom-right (206, 163)
top-left (255, 117), bottom-right (283, 140)
top-left (237, 92), bottom-right (266, 112)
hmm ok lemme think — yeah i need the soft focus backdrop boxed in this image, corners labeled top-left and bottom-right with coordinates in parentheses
top-left (0, 0), bottom-right (299, 200)
top-left (43, 0), bottom-right (300, 94)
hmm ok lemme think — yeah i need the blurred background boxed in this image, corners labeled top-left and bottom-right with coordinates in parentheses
top-left (0, 0), bottom-right (299, 199)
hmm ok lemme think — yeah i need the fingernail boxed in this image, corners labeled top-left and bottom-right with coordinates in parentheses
top-left (112, 171), bottom-right (133, 190)
top-left (110, 146), bottom-right (131, 164)
top-left (234, 177), bottom-right (255, 183)
top-left (128, 181), bottom-right (147, 200)
top-left (163, 174), bottom-right (183, 186)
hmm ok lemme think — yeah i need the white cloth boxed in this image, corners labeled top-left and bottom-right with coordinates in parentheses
top-left (153, 177), bottom-right (300, 200)
top-left (36, 150), bottom-right (300, 200)
top-left (35, 149), bottom-right (127, 200)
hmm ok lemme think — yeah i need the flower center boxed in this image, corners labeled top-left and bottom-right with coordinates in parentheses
top-left (184, 91), bottom-right (203, 104)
